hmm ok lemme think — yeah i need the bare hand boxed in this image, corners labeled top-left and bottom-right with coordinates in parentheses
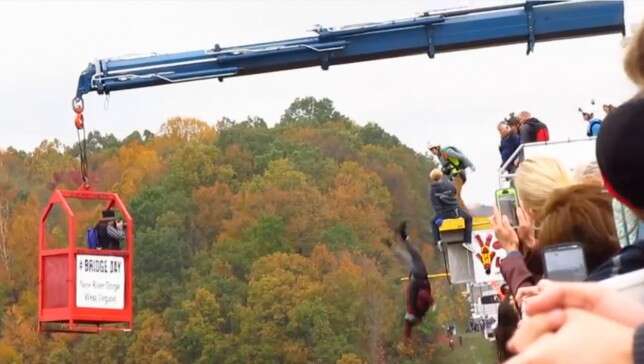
top-left (523, 280), bottom-right (644, 328)
top-left (515, 285), bottom-right (542, 308)
top-left (516, 206), bottom-right (536, 249)
top-left (506, 309), bottom-right (634, 364)
top-left (491, 207), bottom-right (519, 252)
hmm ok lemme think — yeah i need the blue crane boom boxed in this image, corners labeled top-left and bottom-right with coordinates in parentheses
top-left (73, 0), bottom-right (623, 110)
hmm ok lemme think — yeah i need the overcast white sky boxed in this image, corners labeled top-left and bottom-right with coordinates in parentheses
top-left (1, 0), bottom-right (642, 205)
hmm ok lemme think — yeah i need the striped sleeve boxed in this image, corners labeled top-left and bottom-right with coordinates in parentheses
top-left (107, 224), bottom-right (125, 240)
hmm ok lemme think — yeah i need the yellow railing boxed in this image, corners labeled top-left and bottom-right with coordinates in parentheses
top-left (439, 216), bottom-right (491, 232)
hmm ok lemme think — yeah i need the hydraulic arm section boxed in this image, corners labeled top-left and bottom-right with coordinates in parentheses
top-left (73, 0), bottom-right (623, 111)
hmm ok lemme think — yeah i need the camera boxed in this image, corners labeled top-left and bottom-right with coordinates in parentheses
top-left (542, 243), bottom-right (587, 282)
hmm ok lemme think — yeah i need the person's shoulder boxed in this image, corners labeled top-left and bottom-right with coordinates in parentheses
top-left (588, 240), bottom-right (644, 280)
top-left (432, 180), bottom-right (447, 188)
top-left (629, 239), bottom-right (644, 251)
top-left (439, 179), bottom-right (453, 187)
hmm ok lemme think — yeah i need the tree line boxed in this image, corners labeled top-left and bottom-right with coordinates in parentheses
top-left (0, 97), bottom-right (469, 363)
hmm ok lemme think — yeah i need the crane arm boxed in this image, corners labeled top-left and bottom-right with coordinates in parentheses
top-left (73, 0), bottom-right (624, 109)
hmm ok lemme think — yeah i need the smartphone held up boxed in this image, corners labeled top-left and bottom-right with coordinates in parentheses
top-left (542, 243), bottom-right (588, 282)
top-left (495, 188), bottom-right (519, 227)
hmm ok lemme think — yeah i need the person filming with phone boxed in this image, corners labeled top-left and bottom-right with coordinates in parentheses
top-left (95, 209), bottom-right (126, 250)
top-left (503, 27), bottom-right (644, 364)
top-left (491, 157), bottom-right (575, 297)
top-left (493, 183), bottom-right (620, 300)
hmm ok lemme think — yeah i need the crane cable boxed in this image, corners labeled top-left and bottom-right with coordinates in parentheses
top-left (72, 97), bottom-right (89, 187)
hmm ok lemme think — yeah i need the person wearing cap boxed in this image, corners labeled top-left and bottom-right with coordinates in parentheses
top-left (585, 96), bottom-right (644, 280)
top-left (427, 142), bottom-right (476, 209)
top-left (95, 209), bottom-right (125, 250)
top-left (506, 25), bottom-right (644, 364)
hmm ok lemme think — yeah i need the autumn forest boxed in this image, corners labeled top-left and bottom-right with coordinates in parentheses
top-left (0, 97), bottom-right (488, 363)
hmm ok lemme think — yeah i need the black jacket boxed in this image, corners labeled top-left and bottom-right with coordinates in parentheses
top-left (519, 118), bottom-right (549, 144)
top-left (430, 179), bottom-right (459, 215)
top-left (96, 220), bottom-right (120, 249)
top-left (587, 240), bottom-right (644, 281)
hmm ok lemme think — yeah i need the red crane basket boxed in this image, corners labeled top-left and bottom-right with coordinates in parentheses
top-left (38, 188), bottom-right (134, 333)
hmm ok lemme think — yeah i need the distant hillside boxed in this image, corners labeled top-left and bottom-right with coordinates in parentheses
top-left (0, 97), bottom-right (473, 363)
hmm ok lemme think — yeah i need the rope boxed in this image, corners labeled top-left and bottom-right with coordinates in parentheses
top-left (74, 109), bottom-right (89, 186)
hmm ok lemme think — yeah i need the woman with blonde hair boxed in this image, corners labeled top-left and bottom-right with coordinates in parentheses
top-left (624, 21), bottom-right (644, 88)
top-left (573, 161), bottom-right (603, 186)
top-left (538, 184), bottom-right (620, 273)
top-left (514, 156), bottom-right (574, 222)
top-left (493, 156), bottom-right (574, 296)
top-left (493, 183), bottom-right (620, 296)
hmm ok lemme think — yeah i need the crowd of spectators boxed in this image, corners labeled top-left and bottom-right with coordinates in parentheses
top-left (491, 23), bottom-right (644, 363)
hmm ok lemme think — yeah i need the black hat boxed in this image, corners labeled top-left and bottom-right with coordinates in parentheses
top-left (596, 97), bottom-right (644, 210)
top-left (101, 209), bottom-right (116, 219)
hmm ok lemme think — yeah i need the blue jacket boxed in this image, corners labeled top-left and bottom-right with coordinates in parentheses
top-left (430, 179), bottom-right (459, 214)
top-left (499, 132), bottom-right (520, 166)
top-left (587, 118), bottom-right (602, 137)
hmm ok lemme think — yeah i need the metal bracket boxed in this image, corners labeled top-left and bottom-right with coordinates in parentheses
top-left (425, 25), bottom-right (436, 59)
top-left (302, 43), bottom-right (345, 53)
top-left (320, 53), bottom-right (330, 71)
top-left (525, 3), bottom-right (536, 55)
top-left (307, 41), bottom-right (346, 71)
top-left (95, 61), bottom-right (107, 94)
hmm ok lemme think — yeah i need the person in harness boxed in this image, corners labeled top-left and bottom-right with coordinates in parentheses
top-left (95, 209), bottom-right (125, 250)
top-left (428, 142), bottom-right (476, 210)
top-left (384, 222), bottom-right (434, 340)
top-left (517, 111), bottom-right (550, 144)
top-left (429, 168), bottom-right (473, 249)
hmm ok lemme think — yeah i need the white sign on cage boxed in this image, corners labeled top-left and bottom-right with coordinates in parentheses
top-left (76, 255), bottom-right (125, 310)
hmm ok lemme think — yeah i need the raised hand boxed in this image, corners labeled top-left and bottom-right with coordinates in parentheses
top-left (396, 221), bottom-right (408, 241)
top-left (491, 207), bottom-right (519, 252)
top-left (516, 206), bottom-right (536, 249)
top-left (522, 279), bottom-right (644, 328)
top-left (506, 309), bottom-right (634, 364)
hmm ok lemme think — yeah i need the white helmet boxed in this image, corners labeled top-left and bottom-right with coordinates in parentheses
top-left (427, 141), bottom-right (440, 150)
